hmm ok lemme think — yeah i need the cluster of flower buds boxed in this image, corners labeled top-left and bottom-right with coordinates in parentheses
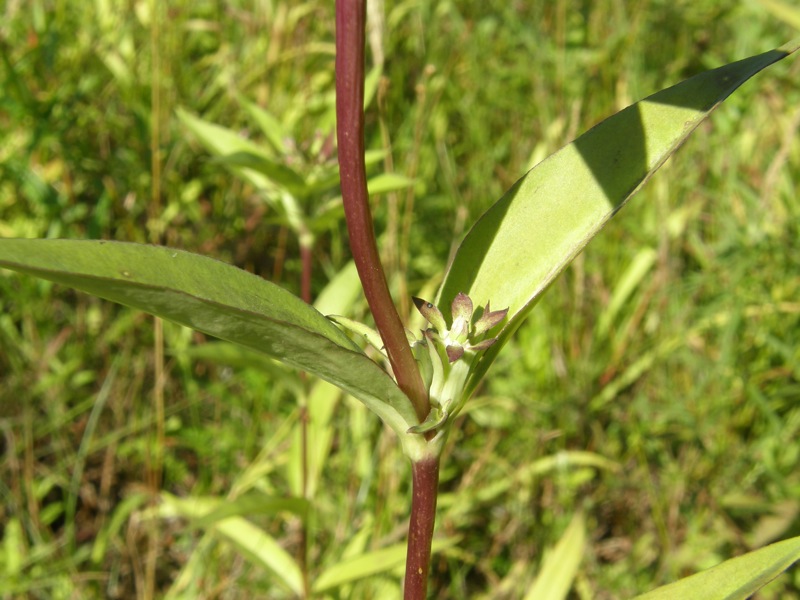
top-left (407, 293), bottom-right (507, 434)
top-left (413, 293), bottom-right (507, 363)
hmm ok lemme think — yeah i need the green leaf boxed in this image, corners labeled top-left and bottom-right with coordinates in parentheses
top-left (160, 493), bottom-right (304, 595)
top-left (287, 379), bottom-right (341, 498)
top-left (312, 537), bottom-right (460, 593)
top-left (437, 41), bottom-right (800, 395)
top-left (176, 108), bottom-right (276, 191)
top-left (525, 512), bottom-right (586, 600)
top-left (238, 96), bottom-right (291, 155)
top-left (180, 491), bottom-right (309, 530)
top-left (595, 246), bottom-right (658, 339)
top-left (210, 151), bottom-right (307, 196)
top-left (439, 450), bottom-right (619, 515)
top-left (367, 172), bottom-right (415, 195)
top-left (633, 535), bottom-right (800, 600)
top-left (327, 315), bottom-right (386, 357)
top-left (313, 260), bottom-right (362, 317)
top-left (181, 342), bottom-right (300, 387)
top-left (2, 518), bottom-right (25, 575)
top-left (0, 239), bottom-right (421, 437)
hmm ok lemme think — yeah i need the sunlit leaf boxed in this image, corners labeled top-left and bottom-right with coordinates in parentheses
top-left (313, 260), bottom-right (362, 316)
top-left (367, 172), bottom-right (415, 195)
top-left (437, 40), bottom-right (800, 395)
top-left (211, 151), bottom-right (306, 195)
top-left (595, 246), bottom-right (658, 339)
top-left (525, 512), bottom-right (586, 600)
top-left (633, 535), bottom-right (800, 600)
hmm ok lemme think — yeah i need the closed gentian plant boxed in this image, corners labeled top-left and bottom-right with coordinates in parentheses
top-left (1, 1), bottom-right (799, 597)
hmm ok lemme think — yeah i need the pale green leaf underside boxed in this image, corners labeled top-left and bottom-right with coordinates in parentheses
top-left (633, 535), bottom-right (800, 600)
top-left (438, 40), bottom-right (799, 394)
top-left (0, 239), bottom-right (419, 434)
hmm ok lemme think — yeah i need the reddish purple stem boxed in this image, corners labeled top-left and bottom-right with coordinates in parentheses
top-left (335, 0), bottom-right (429, 422)
top-left (403, 456), bottom-right (440, 599)
top-left (336, 5), bottom-right (439, 599)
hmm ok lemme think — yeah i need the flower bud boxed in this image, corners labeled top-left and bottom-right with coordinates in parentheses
top-left (412, 296), bottom-right (447, 332)
top-left (449, 292), bottom-right (473, 342)
top-left (446, 345), bottom-right (465, 362)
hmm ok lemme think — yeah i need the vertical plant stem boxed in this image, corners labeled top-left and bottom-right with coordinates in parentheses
top-left (404, 455), bottom-right (440, 600)
top-left (335, 0), bottom-right (429, 422)
top-left (337, 3), bottom-right (439, 594)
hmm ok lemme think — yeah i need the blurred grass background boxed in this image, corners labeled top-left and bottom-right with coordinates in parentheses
top-left (1, 0), bottom-right (799, 598)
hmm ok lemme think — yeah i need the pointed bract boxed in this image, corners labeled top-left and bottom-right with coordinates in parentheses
top-left (412, 296), bottom-right (447, 332)
top-left (469, 337), bottom-right (498, 352)
top-left (473, 302), bottom-right (509, 337)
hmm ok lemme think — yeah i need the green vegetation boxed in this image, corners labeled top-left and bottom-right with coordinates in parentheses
top-left (1, 1), bottom-right (799, 598)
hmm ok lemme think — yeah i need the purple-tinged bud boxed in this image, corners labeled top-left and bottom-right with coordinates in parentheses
top-left (412, 296), bottom-right (447, 332)
top-left (473, 301), bottom-right (508, 337)
top-left (449, 292), bottom-right (473, 342)
top-left (446, 345), bottom-right (465, 362)
top-left (451, 292), bottom-right (473, 322)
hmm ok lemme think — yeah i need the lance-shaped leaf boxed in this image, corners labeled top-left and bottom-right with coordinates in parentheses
top-left (437, 40), bottom-right (800, 395)
top-left (238, 95), bottom-right (291, 155)
top-left (176, 108), bottom-right (279, 191)
top-left (210, 151), bottom-right (307, 196)
top-left (0, 239), bottom-right (421, 437)
top-left (633, 534), bottom-right (800, 600)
